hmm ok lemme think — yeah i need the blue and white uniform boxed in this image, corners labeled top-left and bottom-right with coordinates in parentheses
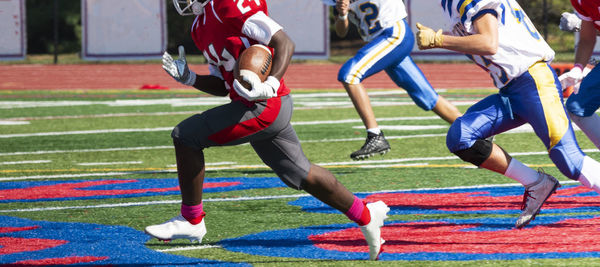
top-left (443, 0), bottom-right (586, 180)
top-left (334, 0), bottom-right (439, 111)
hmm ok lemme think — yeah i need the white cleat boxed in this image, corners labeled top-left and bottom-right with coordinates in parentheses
top-left (144, 214), bottom-right (207, 243)
top-left (515, 170), bottom-right (560, 229)
top-left (359, 201), bottom-right (390, 260)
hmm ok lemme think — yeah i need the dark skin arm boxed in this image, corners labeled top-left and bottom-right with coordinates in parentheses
top-left (189, 29), bottom-right (293, 95)
top-left (190, 74), bottom-right (229, 97)
top-left (267, 29), bottom-right (295, 80)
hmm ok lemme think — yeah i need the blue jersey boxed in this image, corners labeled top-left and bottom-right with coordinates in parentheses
top-left (441, 0), bottom-right (555, 88)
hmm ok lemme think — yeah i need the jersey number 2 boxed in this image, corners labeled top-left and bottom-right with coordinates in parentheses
top-left (359, 2), bottom-right (382, 35)
top-left (236, 0), bottom-right (261, 14)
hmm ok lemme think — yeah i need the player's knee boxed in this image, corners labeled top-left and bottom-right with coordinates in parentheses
top-left (446, 119), bottom-right (492, 166)
top-left (337, 64), bottom-right (361, 84)
top-left (411, 93), bottom-right (437, 111)
top-left (171, 125), bottom-right (197, 149)
top-left (452, 139), bottom-right (493, 166)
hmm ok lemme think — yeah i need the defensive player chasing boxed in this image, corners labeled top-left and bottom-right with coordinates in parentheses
top-left (144, 0), bottom-right (389, 260)
top-left (323, 0), bottom-right (462, 160)
top-left (416, 0), bottom-right (600, 228)
top-left (558, 1), bottom-right (600, 151)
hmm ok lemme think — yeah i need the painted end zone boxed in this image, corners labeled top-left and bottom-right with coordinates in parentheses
top-left (0, 177), bottom-right (286, 203)
top-left (219, 215), bottom-right (600, 261)
top-left (289, 184), bottom-right (600, 215)
top-left (0, 215), bottom-right (248, 266)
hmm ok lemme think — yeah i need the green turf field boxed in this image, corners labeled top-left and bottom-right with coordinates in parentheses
top-left (1, 88), bottom-right (599, 266)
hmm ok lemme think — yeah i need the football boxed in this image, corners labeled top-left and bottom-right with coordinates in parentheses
top-left (234, 44), bottom-right (272, 90)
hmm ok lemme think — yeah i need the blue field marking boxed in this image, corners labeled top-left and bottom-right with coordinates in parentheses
top-left (0, 215), bottom-right (248, 266)
top-left (0, 177), bottom-right (286, 203)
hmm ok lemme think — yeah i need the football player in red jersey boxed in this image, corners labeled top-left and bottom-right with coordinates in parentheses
top-left (145, 0), bottom-right (389, 260)
top-left (559, 0), bottom-right (600, 151)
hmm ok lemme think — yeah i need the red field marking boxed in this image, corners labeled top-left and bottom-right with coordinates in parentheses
top-left (364, 186), bottom-right (598, 212)
top-left (0, 63), bottom-right (494, 90)
top-left (309, 216), bottom-right (600, 254)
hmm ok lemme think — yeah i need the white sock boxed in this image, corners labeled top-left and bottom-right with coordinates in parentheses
top-left (504, 158), bottom-right (539, 186)
top-left (367, 128), bottom-right (381, 135)
top-left (578, 156), bottom-right (600, 193)
top-left (570, 113), bottom-right (600, 150)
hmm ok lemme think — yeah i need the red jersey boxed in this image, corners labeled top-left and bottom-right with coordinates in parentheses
top-left (190, 0), bottom-right (290, 104)
top-left (571, 0), bottom-right (600, 31)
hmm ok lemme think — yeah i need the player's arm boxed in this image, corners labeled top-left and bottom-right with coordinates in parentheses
top-left (267, 30), bottom-right (295, 80)
top-left (162, 46), bottom-right (228, 97)
top-left (416, 13), bottom-right (499, 55)
top-left (575, 20), bottom-right (597, 67)
top-left (335, 0), bottom-right (350, 38)
top-left (559, 19), bottom-right (597, 91)
top-left (232, 11), bottom-right (293, 100)
top-left (191, 75), bottom-right (229, 97)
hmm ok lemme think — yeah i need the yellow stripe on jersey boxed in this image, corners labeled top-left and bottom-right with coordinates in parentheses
top-left (529, 62), bottom-right (569, 150)
top-left (458, 0), bottom-right (475, 18)
top-left (349, 21), bottom-right (405, 84)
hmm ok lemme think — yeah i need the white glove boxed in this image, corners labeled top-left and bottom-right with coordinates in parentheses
top-left (162, 45), bottom-right (196, 86)
top-left (559, 12), bottom-right (582, 32)
top-left (559, 66), bottom-right (585, 94)
top-left (233, 75), bottom-right (279, 101)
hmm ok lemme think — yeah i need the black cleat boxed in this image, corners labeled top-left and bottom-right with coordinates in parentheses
top-left (350, 132), bottom-right (391, 160)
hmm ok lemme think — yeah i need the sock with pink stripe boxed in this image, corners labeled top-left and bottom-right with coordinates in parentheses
top-left (345, 196), bottom-right (371, 226)
top-left (181, 203), bottom-right (205, 225)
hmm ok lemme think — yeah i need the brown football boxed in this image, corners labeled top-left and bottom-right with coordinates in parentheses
top-left (233, 44), bottom-right (272, 90)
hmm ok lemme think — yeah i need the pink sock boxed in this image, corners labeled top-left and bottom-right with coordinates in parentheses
top-left (345, 196), bottom-right (371, 226)
top-left (181, 203), bottom-right (205, 225)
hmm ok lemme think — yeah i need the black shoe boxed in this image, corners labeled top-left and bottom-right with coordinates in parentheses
top-left (350, 132), bottom-right (391, 160)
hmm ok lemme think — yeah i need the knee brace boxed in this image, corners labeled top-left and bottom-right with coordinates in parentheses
top-left (453, 139), bottom-right (493, 166)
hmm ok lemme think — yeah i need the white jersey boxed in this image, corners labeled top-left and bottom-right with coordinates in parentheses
top-left (346, 0), bottom-right (408, 42)
top-left (441, 0), bottom-right (555, 88)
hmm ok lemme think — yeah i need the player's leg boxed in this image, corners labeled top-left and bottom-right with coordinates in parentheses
top-left (521, 63), bottom-right (600, 192)
top-left (338, 21), bottom-right (410, 160)
top-left (343, 83), bottom-right (378, 130)
top-left (566, 64), bottom-right (600, 149)
top-left (251, 95), bottom-right (389, 260)
top-left (386, 55), bottom-right (461, 124)
top-left (446, 91), bottom-right (558, 228)
top-left (145, 100), bottom-right (282, 242)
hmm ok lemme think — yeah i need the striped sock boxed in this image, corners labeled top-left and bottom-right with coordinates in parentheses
top-left (181, 203), bottom-right (205, 225)
top-left (345, 196), bottom-right (371, 226)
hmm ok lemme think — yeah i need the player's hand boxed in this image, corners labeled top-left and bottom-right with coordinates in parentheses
top-left (233, 75), bottom-right (279, 101)
top-left (336, 0), bottom-right (349, 19)
top-left (162, 45), bottom-right (196, 86)
top-left (559, 66), bottom-right (584, 94)
top-left (416, 23), bottom-right (443, 50)
top-left (559, 12), bottom-right (581, 32)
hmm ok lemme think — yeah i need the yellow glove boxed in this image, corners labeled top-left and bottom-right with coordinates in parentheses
top-left (416, 23), bottom-right (444, 50)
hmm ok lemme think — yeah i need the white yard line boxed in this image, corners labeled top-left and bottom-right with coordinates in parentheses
top-left (156, 245), bottom-right (221, 252)
top-left (0, 120), bottom-right (30, 125)
top-left (0, 160), bottom-right (51, 165)
top-left (76, 161), bottom-right (143, 166)
top-left (0, 127), bottom-right (172, 138)
top-left (0, 181), bottom-right (580, 214)
top-left (2, 149), bottom-right (597, 181)
top-left (0, 146), bottom-right (173, 156)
